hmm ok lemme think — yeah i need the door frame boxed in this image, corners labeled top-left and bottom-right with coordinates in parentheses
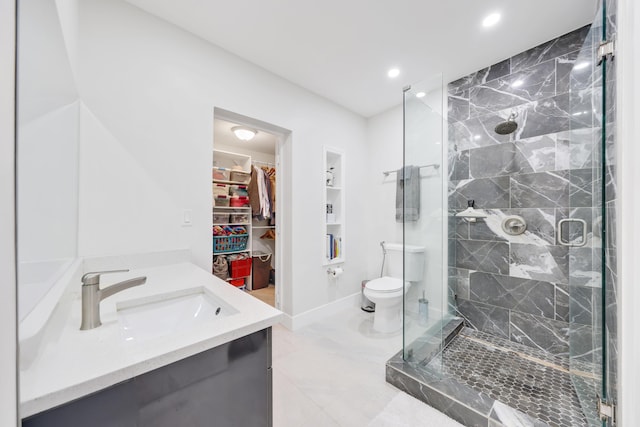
top-left (213, 108), bottom-right (292, 315)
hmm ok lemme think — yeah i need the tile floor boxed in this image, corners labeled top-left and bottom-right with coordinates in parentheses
top-left (272, 306), bottom-right (464, 427)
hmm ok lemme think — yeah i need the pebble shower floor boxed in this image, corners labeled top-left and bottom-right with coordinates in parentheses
top-left (426, 328), bottom-right (598, 427)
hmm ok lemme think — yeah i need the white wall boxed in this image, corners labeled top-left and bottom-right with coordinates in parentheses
top-left (364, 106), bottom-right (403, 279)
top-left (17, 0), bottom-right (79, 265)
top-left (214, 142), bottom-right (276, 165)
top-left (74, 0), bottom-right (368, 317)
top-left (617, 0), bottom-right (640, 424)
top-left (0, 0), bottom-right (17, 424)
top-left (17, 0), bottom-right (77, 124)
top-left (18, 102), bottom-right (79, 263)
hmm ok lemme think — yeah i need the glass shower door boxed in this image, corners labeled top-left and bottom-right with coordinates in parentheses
top-left (567, 1), bottom-right (616, 425)
top-left (402, 75), bottom-right (447, 374)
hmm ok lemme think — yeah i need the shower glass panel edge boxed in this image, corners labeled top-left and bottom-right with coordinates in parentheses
top-left (568, 0), bottom-right (615, 424)
top-left (402, 75), bottom-right (447, 378)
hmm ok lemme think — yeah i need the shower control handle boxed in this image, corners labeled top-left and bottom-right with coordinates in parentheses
top-left (557, 218), bottom-right (588, 247)
top-left (501, 215), bottom-right (527, 236)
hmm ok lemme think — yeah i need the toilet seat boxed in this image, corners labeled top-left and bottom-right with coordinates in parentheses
top-left (366, 277), bottom-right (404, 293)
top-left (363, 276), bottom-right (411, 334)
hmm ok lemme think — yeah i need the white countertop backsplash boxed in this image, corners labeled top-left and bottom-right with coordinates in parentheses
top-left (19, 254), bottom-right (282, 418)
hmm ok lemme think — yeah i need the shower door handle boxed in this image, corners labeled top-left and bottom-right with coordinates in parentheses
top-left (557, 218), bottom-right (588, 247)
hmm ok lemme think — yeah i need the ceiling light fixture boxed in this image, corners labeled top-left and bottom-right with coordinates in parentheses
top-left (482, 12), bottom-right (501, 28)
top-left (388, 68), bottom-right (400, 78)
top-left (231, 126), bottom-right (257, 141)
top-left (511, 79), bottom-right (524, 88)
top-left (416, 92), bottom-right (426, 98)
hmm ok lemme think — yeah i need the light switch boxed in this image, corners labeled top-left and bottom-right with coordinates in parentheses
top-left (182, 209), bottom-right (193, 226)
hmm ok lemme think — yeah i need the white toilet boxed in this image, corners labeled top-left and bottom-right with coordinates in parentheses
top-left (364, 243), bottom-right (425, 333)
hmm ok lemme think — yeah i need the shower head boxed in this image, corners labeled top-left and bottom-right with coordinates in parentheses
top-left (494, 112), bottom-right (518, 135)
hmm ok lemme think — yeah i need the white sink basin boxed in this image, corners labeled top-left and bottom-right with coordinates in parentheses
top-left (118, 289), bottom-right (238, 342)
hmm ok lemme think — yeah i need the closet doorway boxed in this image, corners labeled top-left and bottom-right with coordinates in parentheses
top-left (212, 108), bottom-right (290, 312)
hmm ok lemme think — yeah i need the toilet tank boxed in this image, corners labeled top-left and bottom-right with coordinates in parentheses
top-left (384, 243), bottom-right (425, 282)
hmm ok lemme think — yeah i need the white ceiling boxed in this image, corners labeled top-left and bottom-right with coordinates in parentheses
top-left (126, 0), bottom-right (596, 118)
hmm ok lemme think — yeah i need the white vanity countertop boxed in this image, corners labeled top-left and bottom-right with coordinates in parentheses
top-left (20, 262), bottom-right (282, 418)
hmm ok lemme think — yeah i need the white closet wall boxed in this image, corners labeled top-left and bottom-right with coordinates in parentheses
top-left (215, 142), bottom-right (275, 165)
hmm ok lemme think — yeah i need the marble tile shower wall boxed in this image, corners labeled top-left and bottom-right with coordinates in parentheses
top-left (446, 25), bottom-right (599, 358)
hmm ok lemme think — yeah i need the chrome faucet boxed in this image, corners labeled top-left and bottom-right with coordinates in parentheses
top-left (80, 269), bottom-right (147, 330)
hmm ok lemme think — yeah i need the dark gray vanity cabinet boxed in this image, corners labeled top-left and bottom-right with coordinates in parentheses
top-left (23, 328), bottom-right (272, 427)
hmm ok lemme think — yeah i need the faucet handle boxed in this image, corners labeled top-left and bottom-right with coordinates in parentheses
top-left (81, 269), bottom-right (129, 286)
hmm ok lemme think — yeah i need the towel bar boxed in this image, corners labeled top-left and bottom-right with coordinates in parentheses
top-left (382, 163), bottom-right (440, 176)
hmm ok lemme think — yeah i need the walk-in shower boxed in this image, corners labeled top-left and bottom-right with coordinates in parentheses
top-left (387, 1), bottom-right (617, 426)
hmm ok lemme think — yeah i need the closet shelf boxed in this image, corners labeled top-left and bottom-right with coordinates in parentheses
top-left (326, 186), bottom-right (342, 191)
top-left (212, 206), bottom-right (251, 211)
top-left (253, 226), bottom-right (275, 229)
top-left (213, 248), bottom-right (250, 255)
top-left (213, 222), bottom-right (250, 226)
top-left (212, 179), bottom-right (250, 186)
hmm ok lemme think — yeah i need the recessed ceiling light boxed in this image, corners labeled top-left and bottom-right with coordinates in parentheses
top-left (416, 92), bottom-right (426, 98)
top-left (231, 126), bottom-right (257, 141)
top-left (474, 135), bottom-right (482, 140)
top-left (511, 79), bottom-right (524, 88)
top-left (482, 12), bottom-right (501, 28)
top-left (574, 61), bottom-right (590, 70)
top-left (388, 68), bottom-right (400, 78)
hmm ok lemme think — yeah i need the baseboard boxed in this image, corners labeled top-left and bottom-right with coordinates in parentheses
top-left (279, 313), bottom-right (294, 330)
top-left (278, 292), bottom-right (360, 331)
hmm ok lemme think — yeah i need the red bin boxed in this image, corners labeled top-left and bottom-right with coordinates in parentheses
top-left (229, 257), bottom-right (252, 278)
top-left (230, 196), bottom-right (250, 207)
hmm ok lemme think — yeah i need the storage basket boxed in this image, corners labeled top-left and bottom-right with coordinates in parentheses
top-left (229, 184), bottom-right (249, 197)
top-left (230, 171), bottom-right (250, 184)
top-left (212, 255), bottom-right (229, 280)
top-left (213, 234), bottom-right (249, 253)
top-left (213, 212), bottom-right (229, 224)
top-left (212, 167), bottom-right (230, 181)
top-left (252, 252), bottom-right (272, 290)
top-left (212, 183), bottom-right (229, 197)
top-left (230, 196), bottom-right (250, 207)
top-left (229, 257), bottom-right (252, 278)
top-left (230, 213), bottom-right (249, 223)
top-left (214, 195), bottom-right (230, 207)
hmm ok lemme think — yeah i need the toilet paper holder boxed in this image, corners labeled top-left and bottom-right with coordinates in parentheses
top-left (327, 266), bottom-right (344, 278)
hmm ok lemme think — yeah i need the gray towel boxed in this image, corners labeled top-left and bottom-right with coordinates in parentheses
top-left (396, 166), bottom-right (420, 222)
